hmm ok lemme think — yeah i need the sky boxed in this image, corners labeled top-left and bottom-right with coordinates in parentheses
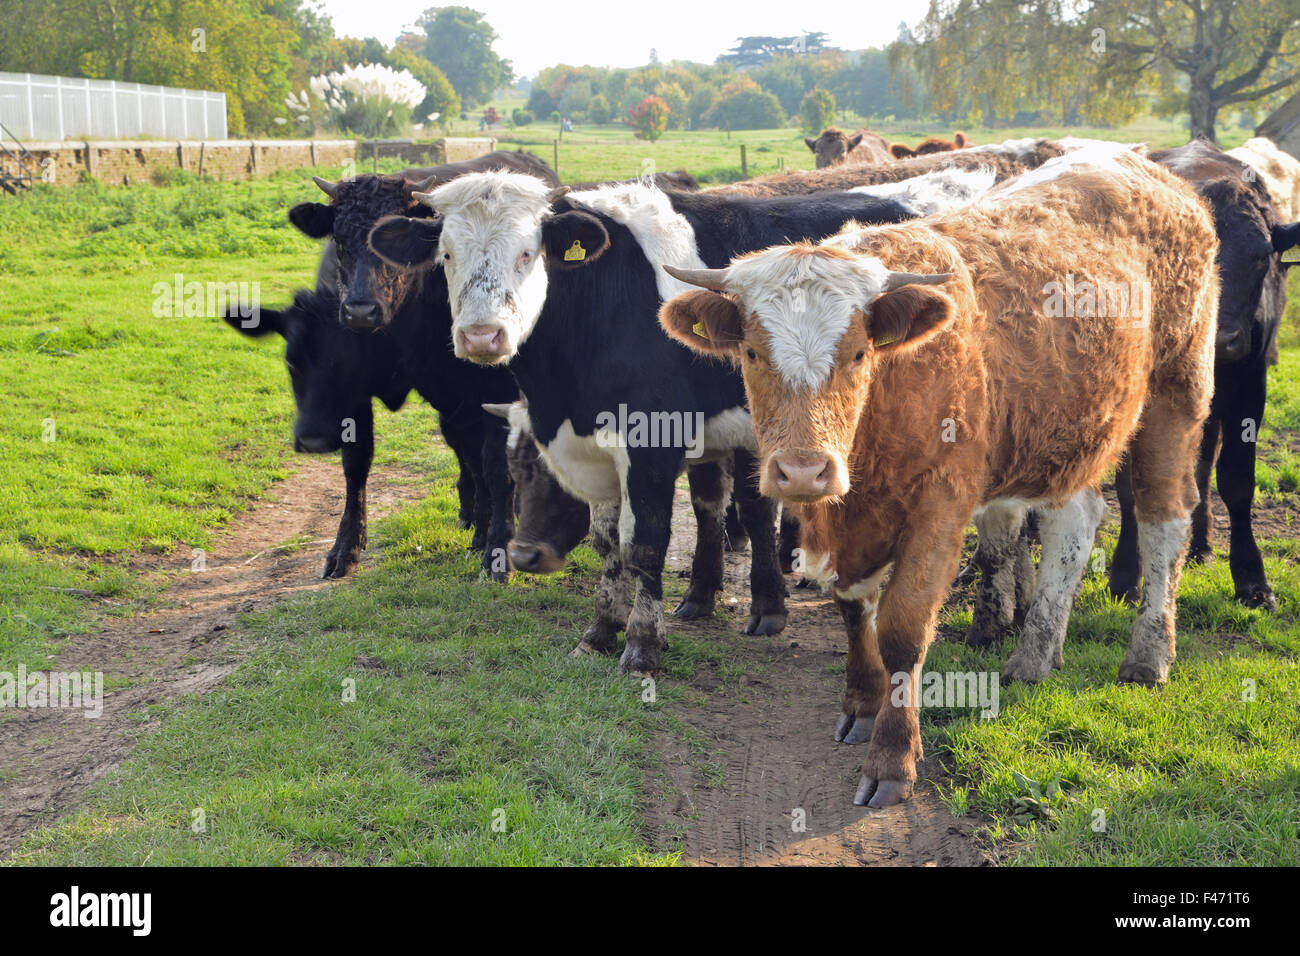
top-left (316, 0), bottom-right (934, 78)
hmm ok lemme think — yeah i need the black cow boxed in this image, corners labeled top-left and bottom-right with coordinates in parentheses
top-left (226, 169), bottom-right (553, 579)
top-left (1108, 139), bottom-right (1300, 610)
top-left (368, 170), bottom-right (988, 672)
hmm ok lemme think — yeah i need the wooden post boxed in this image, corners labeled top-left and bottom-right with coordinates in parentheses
top-left (309, 140), bottom-right (317, 166)
top-left (553, 139), bottom-right (559, 178)
top-left (197, 141), bottom-right (205, 178)
top-left (740, 144), bottom-right (747, 178)
top-left (372, 141), bottom-right (378, 173)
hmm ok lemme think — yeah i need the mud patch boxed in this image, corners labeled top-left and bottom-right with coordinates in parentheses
top-left (0, 459), bottom-right (427, 857)
top-left (648, 483), bottom-right (992, 866)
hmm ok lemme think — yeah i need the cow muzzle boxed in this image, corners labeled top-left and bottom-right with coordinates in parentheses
top-left (1215, 327), bottom-right (1249, 363)
top-left (458, 323), bottom-right (510, 362)
top-left (765, 452), bottom-right (847, 501)
top-left (294, 432), bottom-right (341, 454)
top-left (507, 539), bottom-right (566, 574)
top-left (342, 298), bottom-right (385, 330)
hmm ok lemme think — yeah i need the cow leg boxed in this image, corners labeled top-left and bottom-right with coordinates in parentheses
top-left (477, 416), bottom-right (515, 583)
top-left (618, 462), bottom-right (677, 675)
top-left (779, 507), bottom-right (800, 575)
top-left (1013, 514), bottom-right (1038, 626)
top-left (1119, 392), bottom-right (1204, 686)
top-left (965, 499), bottom-right (1030, 648)
top-left (674, 460), bottom-right (729, 619)
top-left (854, 502), bottom-right (970, 808)
top-left (732, 448), bottom-right (789, 636)
top-left (1108, 455), bottom-right (1142, 604)
top-left (723, 501), bottom-right (749, 554)
top-left (1187, 412), bottom-right (1222, 566)
top-left (833, 567), bottom-right (890, 745)
top-left (572, 502), bottom-right (633, 656)
top-left (323, 401), bottom-right (374, 579)
top-left (1217, 366), bottom-right (1275, 610)
top-left (1001, 489), bottom-right (1105, 683)
top-left (439, 414), bottom-right (477, 530)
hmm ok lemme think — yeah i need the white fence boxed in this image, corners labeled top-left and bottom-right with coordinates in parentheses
top-left (0, 72), bottom-right (226, 141)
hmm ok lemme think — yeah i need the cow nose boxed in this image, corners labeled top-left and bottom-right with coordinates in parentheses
top-left (343, 299), bottom-right (380, 328)
top-left (1215, 327), bottom-right (1247, 361)
top-left (769, 454), bottom-right (838, 499)
top-left (508, 541), bottom-right (543, 572)
top-left (460, 324), bottom-right (506, 358)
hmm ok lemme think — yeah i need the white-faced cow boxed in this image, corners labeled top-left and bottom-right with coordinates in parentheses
top-left (368, 168), bottom-right (995, 673)
top-left (658, 148), bottom-right (1219, 807)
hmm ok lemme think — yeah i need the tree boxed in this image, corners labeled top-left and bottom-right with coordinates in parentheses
top-left (654, 82), bottom-right (689, 129)
top-left (627, 94), bottom-right (670, 141)
top-left (701, 78), bottom-right (787, 130)
top-left (587, 93), bottom-right (612, 124)
top-left (799, 88), bottom-right (836, 135)
top-left (417, 6), bottom-right (513, 108)
top-left (902, 0), bottom-right (1300, 139)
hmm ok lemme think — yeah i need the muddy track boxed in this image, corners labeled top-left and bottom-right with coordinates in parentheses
top-left (0, 460), bottom-right (426, 857)
top-left (647, 486), bottom-right (994, 867)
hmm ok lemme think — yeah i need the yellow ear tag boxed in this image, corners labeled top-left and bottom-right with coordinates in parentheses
top-left (563, 240), bottom-right (586, 262)
top-left (692, 320), bottom-right (709, 339)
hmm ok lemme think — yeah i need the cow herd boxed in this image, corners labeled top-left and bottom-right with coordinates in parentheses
top-left (223, 132), bottom-right (1300, 809)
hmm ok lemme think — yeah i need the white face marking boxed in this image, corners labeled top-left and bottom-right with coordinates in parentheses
top-left (724, 248), bottom-right (891, 390)
top-left (422, 171), bottom-right (554, 360)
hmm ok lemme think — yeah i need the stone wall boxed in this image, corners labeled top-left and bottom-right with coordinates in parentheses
top-left (15, 139), bottom-right (356, 186)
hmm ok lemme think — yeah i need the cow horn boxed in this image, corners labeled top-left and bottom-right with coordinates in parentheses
top-left (881, 271), bottom-right (952, 292)
top-left (663, 264), bottom-right (730, 291)
top-left (312, 176), bottom-right (340, 199)
top-left (406, 174), bottom-right (437, 192)
top-left (546, 186), bottom-right (571, 203)
top-left (411, 191), bottom-right (435, 205)
top-left (482, 403), bottom-right (513, 420)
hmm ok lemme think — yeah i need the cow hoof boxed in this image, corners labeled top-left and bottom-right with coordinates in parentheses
top-left (569, 640), bottom-right (604, 657)
top-left (953, 561), bottom-right (977, 587)
top-left (321, 551), bottom-right (358, 579)
top-left (853, 775), bottom-right (912, 808)
top-left (834, 712), bottom-right (874, 744)
top-left (725, 537), bottom-right (750, 554)
top-left (1117, 658), bottom-right (1169, 687)
top-left (1001, 650), bottom-right (1052, 685)
top-left (457, 518), bottom-right (474, 531)
top-left (1108, 583), bottom-right (1140, 606)
top-left (1186, 546), bottom-right (1212, 566)
top-left (618, 647), bottom-right (662, 676)
top-left (964, 624), bottom-right (996, 648)
top-left (1236, 586), bottom-right (1276, 611)
top-left (793, 577), bottom-right (816, 590)
top-left (744, 610), bottom-right (787, 636)
top-left (672, 597), bottom-right (716, 619)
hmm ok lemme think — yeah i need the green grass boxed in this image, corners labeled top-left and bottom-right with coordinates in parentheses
top-left (4, 138), bottom-right (1300, 865)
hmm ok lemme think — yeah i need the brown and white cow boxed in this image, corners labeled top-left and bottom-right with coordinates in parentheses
top-left (805, 127), bottom-right (895, 168)
top-left (658, 146), bottom-right (1219, 807)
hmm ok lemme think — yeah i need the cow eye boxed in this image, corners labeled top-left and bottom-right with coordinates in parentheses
top-left (854, 349), bottom-right (866, 362)
top-left (746, 348), bottom-right (758, 362)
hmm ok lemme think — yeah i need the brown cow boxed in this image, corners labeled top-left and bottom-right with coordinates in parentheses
top-left (890, 131), bottom-right (973, 159)
top-left (714, 138), bottom-right (1063, 198)
top-left (805, 127), bottom-right (894, 168)
top-left (657, 146), bottom-right (1219, 807)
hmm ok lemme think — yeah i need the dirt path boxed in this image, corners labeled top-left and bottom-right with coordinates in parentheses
top-left (0, 460), bottom-right (426, 857)
top-left (645, 486), bottom-right (994, 867)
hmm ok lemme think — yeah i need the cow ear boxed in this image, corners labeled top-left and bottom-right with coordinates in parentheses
top-left (804, 137), bottom-right (817, 152)
top-left (890, 144), bottom-right (915, 159)
top-left (542, 211), bottom-right (610, 270)
top-left (368, 215), bottom-right (443, 270)
top-left (222, 304), bottom-right (285, 338)
top-left (954, 132), bottom-right (969, 148)
top-left (848, 133), bottom-right (863, 149)
top-left (659, 290), bottom-right (744, 357)
top-left (866, 285), bottom-right (953, 351)
top-left (288, 202), bottom-right (335, 239)
top-left (1272, 221), bottom-right (1300, 258)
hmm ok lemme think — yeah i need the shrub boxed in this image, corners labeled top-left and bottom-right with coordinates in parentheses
top-left (627, 95), bottom-right (670, 141)
top-left (512, 108), bottom-right (533, 126)
top-left (799, 88), bottom-right (836, 135)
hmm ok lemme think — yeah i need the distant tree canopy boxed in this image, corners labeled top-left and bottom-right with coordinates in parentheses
top-left (416, 6), bottom-right (513, 109)
top-left (720, 33), bottom-right (832, 69)
top-left (898, 0), bottom-right (1300, 139)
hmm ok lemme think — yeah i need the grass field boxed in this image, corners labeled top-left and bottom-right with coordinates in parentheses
top-left (1, 134), bottom-right (1298, 865)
